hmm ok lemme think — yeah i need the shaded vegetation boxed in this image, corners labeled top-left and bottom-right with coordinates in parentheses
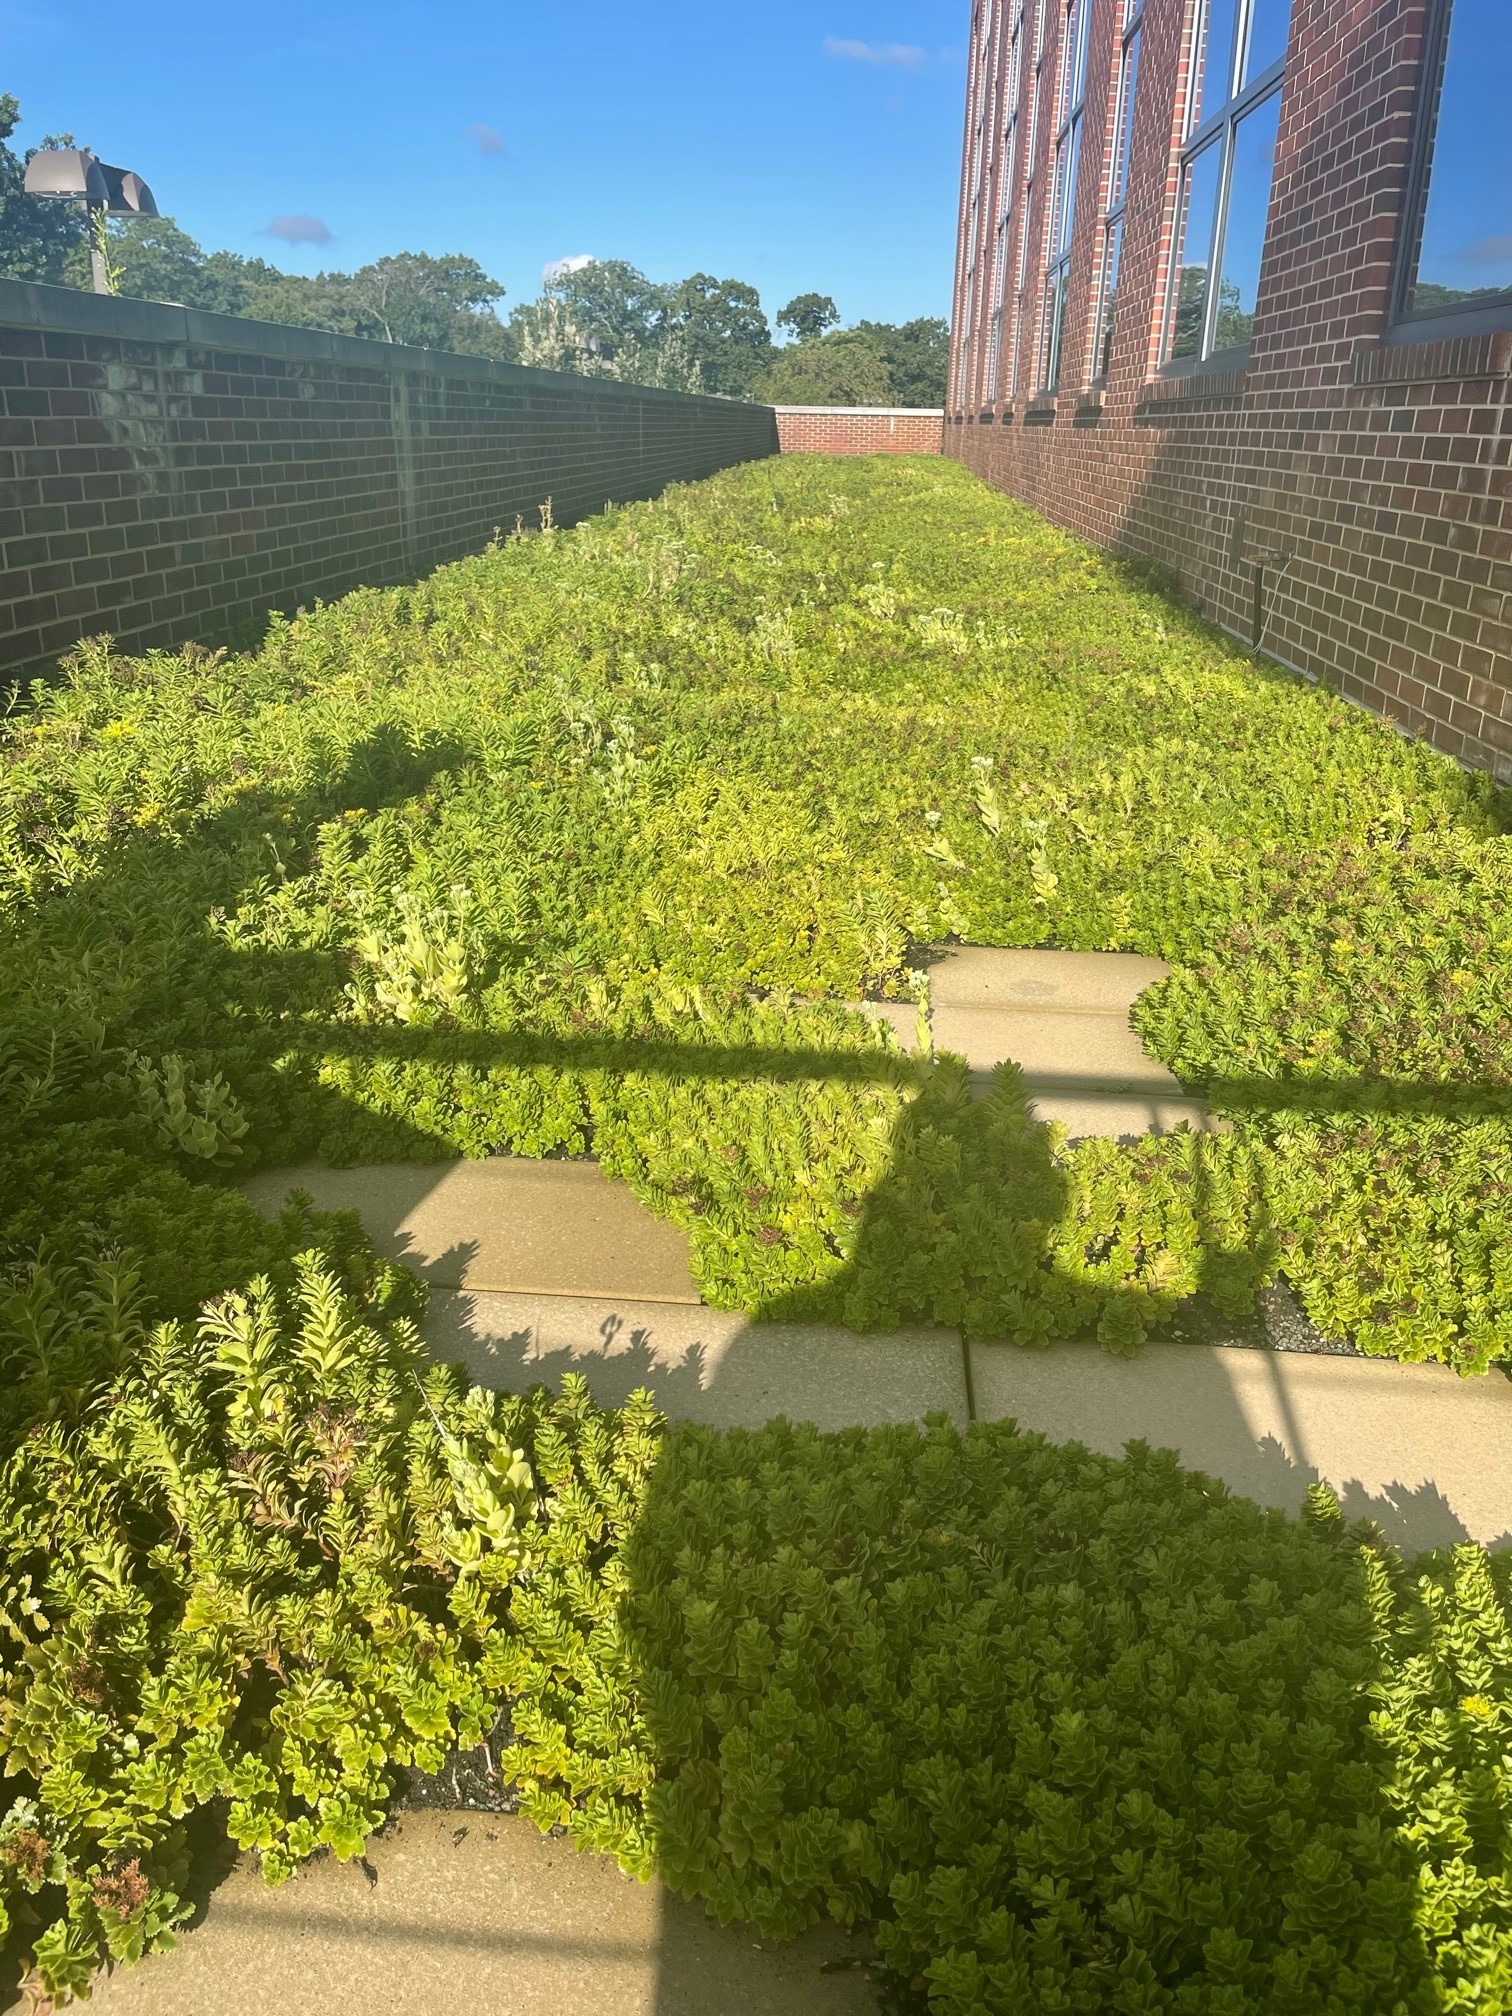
top-left (2, 1269), bottom-right (1508, 2008)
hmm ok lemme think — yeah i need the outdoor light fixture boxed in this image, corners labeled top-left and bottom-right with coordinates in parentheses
top-left (23, 148), bottom-right (159, 294)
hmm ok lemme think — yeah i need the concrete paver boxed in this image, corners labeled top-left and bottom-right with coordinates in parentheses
top-left (922, 946), bottom-right (1222, 1138)
top-left (927, 946), bottom-right (1171, 1012)
top-left (1024, 1088), bottom-right (1221, 1137)
top-left (242, 1159), bottom-right (700, 1302)
top-left (969, 1336), bottom-right (1512, 1553)
top-left (83, 1811), bottom-right (877, 2016)
top-left (930, 1004), bottom-right (1181, 1089)
top-left (427, 1289), bottom-right (971, 1430)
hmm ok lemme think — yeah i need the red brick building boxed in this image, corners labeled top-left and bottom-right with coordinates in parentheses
top-left (945, 0), bottom-right (1512, 778)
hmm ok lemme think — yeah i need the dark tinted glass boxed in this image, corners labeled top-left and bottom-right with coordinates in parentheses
top-left (1097, 219), bottom-right (1123, 378)
top-left (1110, 29), bottom-right (1142, 207)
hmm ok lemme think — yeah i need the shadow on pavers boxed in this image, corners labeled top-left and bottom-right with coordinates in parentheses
top-left (967, 1335), bottom-right (1512, 1555)
top-left (75, 1812), bottom-right (880, 2016)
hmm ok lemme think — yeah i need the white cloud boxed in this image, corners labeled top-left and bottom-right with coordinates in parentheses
top-left (263, 214), bottom-right (332, 246)
top-left (542, 254), bottom-right (595, 284)
top-left (823, 35), bottom-right (927, 71)
top-left (468, 122), bottom-right (506, 157)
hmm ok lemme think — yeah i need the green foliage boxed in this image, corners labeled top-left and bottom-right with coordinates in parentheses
top-left (761, 327), bottom-right (897, 407)
top-left (0, 1235), bottom-right (588, 2000)
top-left (501, 1406), bottom-right (1512, 2014)
top-left (0, 1253), bottom-right (1506, 2006)
top-left (4, 456), bottom-right (1506, 1366)
top-left (777, 292), bottom-right (841, 343)
top-left (857, 317), bottom-right (950, 406)
top-left (660, 273), bottom-right (773, 397)
top-left (5, 335), bottom-right (1510, 2012)
top-left (0, 95), bottom-right (87, 285)
top-left (760, 317), bottom-right (949, 407)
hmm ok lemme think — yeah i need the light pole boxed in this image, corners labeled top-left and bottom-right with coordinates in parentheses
top-left (23, 149), bottom-right (159, 293)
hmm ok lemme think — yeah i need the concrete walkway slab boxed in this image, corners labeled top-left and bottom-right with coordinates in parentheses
top-left (426, 1290), bottom-right (971, 1430)
top-left (82, 1811), bottom-right (876, 2016)
top-left (969, 1337), bottom-right (1512, 1553)
top-left (931, 1004), bottom-right (1181, 1090)
top-left (921, 946), bottom-right (1220, 1139)
top-left (928, 946), bottom-right (1171, 1012)
top-left (241, 1161), bottom-right (700, 1303)
top-left (1026, 1089), bottom-right (1222, 1138)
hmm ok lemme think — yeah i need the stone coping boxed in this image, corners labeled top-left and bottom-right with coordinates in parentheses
top-left (773, 405), bottom-right (945, 416)
top-left (0, 276), bottom-right (766, 416)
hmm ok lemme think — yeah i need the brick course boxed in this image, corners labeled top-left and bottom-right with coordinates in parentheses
top-left (946, 0), bottom-right (1512, 781)
top-left (776, 408), bottom-right (944, 455)
top-left (0, 280), bottom-right (778, 686)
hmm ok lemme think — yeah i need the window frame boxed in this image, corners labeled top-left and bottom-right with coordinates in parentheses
top-left (1091, 0), bottom-right (1144, 385)
top-left (1161, 0), bottom-right (1288, 374)
top-left (1389, 0), bottom-right (1512, 345)
top-left (971, 0), bottom-right (1009, 406)
top-left (1038, 0), bottom-right (1093, 392)
top-left (1010, 0), bottom-right (1048, 398)
top-left (985, 2), bottom-right (1029, 401)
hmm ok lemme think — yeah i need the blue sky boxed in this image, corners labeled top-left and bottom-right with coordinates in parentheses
top-left (4, 0), bottom-right (967, 325)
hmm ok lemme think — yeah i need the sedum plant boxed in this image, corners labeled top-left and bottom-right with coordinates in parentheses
top-left (3, 456), bottom-right (1506, 1365)
top-left (123, 1053), bottom-right (250, 1164)
top-left (0, 1239), bottom-right (557, 2004)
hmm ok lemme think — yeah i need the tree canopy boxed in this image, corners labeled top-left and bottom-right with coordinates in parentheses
top-left (0, 96), bottom-right (947, 405)
top-left (776, 292), bottom-right (839, 343)
top-left (760, 327), bottom-right (896, 406)
top-left (0, 95), bottom-right (86, 283)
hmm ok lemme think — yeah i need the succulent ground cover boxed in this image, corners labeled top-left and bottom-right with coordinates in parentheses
top-left (2, 454), bottom-right (1508, 1364)
top-left (0, 1260), bottom-right (1508, 2010)
top-left (0, 454), bottom-right (1510, 2003)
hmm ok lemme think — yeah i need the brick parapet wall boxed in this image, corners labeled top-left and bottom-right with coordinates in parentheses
top-left (946, 0), bottom-right (1512, 783)
top-left (0, 279), bottom-right (778, 686)
top-left (776, 408), bottom-right (943, 455)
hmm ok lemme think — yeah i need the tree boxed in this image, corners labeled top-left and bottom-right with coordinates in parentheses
top-left (64, 214), bottom-right (210, 305)
top-left (854, 317), bottom-right (949, 406)
top-left (346, 252), bottom-right (505, 350)
top-left (661, 274), bottom-right (772, 397)
top-left (777, 292), bottom-right (840, 343)
top-left (0, 95), bottom-right (87, 283)
top-left (759, 328), bottom-right (894, 406)
top-left (511, 294), bottom-right (594, 374)
top-left (548, 259), bottom-right (668, 359)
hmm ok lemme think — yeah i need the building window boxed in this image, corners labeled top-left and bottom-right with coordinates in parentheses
top-left (972, 0), bottom-right (1008, 404)
top-left (1398, 0), bottom-right (1511, 329)
top-left (1165, 0), bottom-right (1291, 366)
top-left (1093, 0), bottom-right (1143, 381)
top-left (1040, 0), bottom-right (1092, 391)
top-left (1011, 1), bottom-right (1047, 397)
top-left (986, 4), bottom-right (1028, 399)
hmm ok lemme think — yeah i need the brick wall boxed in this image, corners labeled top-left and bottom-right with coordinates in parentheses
top-left (776, 408), bottom-right (944, 455)
top-left (0, 279), bottom-right (778, 686)
top-left (945, 0), bottom-right (1512, 782)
